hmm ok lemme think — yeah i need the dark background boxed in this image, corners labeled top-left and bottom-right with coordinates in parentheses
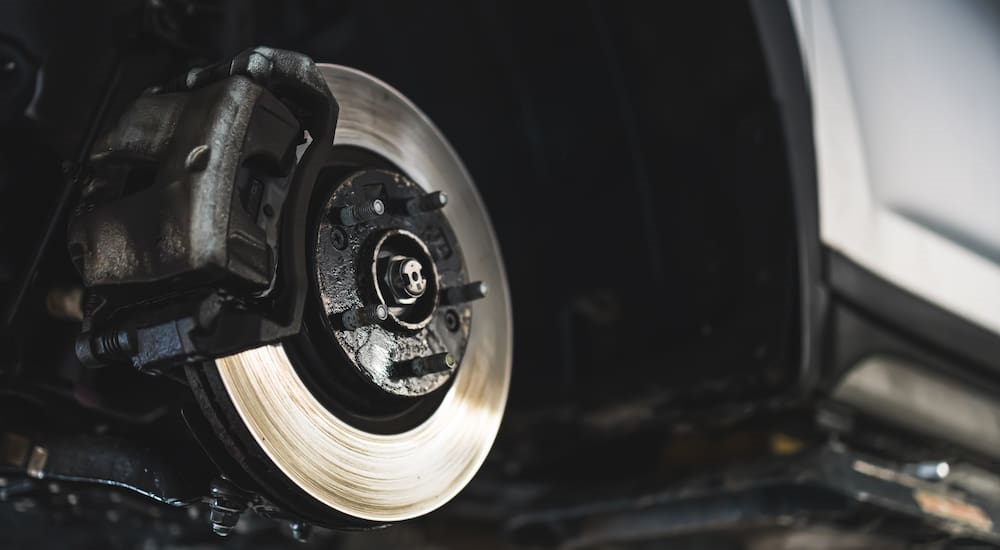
top-left (250, 0), bottom-right (796, 413)
top-left (0, 1), bottom-right (799, 547)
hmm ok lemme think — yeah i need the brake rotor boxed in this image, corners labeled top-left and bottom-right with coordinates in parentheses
top-left (197, 65), bottom-right (511, 523)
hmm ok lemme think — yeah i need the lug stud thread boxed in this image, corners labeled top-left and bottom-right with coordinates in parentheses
top-left (337, 199), bottom-right (385, 225)
top-left (406, 191), bottom-right (447, 215)
top-left (393, 352), bottom-right (456, 378)
top-left (442, 281), bottom-right (488, 305)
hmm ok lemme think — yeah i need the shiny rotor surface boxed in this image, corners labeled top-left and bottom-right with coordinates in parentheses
top-left (214, 64), bottom-right (511, 521)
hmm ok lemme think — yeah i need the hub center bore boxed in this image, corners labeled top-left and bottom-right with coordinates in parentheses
top-left (370, 229), bottom-right (439, 330)
top-left (391, 257), bottom-right (426, 301)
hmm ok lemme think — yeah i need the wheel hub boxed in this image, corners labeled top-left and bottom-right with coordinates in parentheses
top-left (310, 168), bottom-right (479, 398)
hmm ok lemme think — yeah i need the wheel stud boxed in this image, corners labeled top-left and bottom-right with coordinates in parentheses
top-left (336, 198), bottom-right (384, 226)
top-left (442, 281), bottom-right (488, 305)
top-left (405, 191), bottom-right (447, 215)
top-left (393, 352), bottom-right (456, 378)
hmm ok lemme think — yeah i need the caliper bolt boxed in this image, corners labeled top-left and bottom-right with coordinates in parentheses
top-left (338, 304), bottom-right (388, 330)
top-left (405, 191), bottom-right (448, 215)
top-left (208, 478), bottom-right (248, 537)
top-left (393, 352), bottom-right (456, 378)
top-left (442, 281), bottom-right (488, 305)
top-left (337, 198), bottom-right (384, 226)
top-left (76, 325), bottom-right (134, 367)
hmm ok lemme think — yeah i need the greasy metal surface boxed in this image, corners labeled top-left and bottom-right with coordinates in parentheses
top-left (215, 65), bottom-right (511, 522)
top-left (313, 169), bottom-right (468, 397)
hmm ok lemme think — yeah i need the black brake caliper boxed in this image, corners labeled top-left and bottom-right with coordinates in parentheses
top-left (69, 47), bottom-right (338, 372)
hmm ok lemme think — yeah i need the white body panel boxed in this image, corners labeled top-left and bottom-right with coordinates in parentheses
top-left (789, 0), bottom-right (1000, 334)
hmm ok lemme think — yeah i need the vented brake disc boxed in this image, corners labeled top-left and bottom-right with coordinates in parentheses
top-left (189, 64), bottom-right (511, 526)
